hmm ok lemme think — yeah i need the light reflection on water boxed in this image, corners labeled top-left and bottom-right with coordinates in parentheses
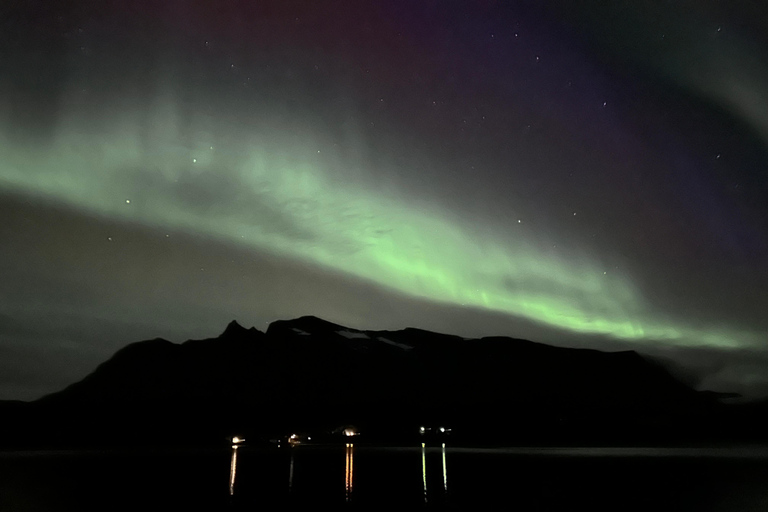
top-left (421, 443), bottom-right (428, 503)
top-left (422, 442), bottom-right (450, 503)
top-left (345, 443), bottom-right (354, 502)
top-left (220, 444), bottom-right (768, 508)
top-left (228, 445), bottom-right (238, 496)
top-left (227, 442), bottom-right (450, 504)
top-left (288, 447), bottom-right (294, 493)
top-left (2, 445), bottom-right (768, 510)
top-left (442, 442), bottom-right (448, 492)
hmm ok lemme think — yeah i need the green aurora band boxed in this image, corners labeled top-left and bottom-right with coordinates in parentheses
top-left (0, 101), bottom-right (758, 350)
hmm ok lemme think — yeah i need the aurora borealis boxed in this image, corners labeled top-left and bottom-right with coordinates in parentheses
top-left (1, 1), bottom-right (767, 400)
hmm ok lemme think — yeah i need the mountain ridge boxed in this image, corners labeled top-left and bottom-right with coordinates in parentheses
top-left (38, 316), bottom-right (701, 407)
top-left (3, 316), bottom-right (759, 448)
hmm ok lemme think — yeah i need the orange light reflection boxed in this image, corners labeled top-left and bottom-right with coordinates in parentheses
top-left (345, 443), bottom-right (354, 502)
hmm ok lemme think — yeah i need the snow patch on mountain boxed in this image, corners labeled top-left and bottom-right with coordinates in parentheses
top-left (336, 330), bottom-right (370, 339)
top-left (378, 337), bottom-right (413, 351)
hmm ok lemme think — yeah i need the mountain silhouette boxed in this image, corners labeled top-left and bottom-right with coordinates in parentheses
top-left (1, 316), bottom-right (755, 447)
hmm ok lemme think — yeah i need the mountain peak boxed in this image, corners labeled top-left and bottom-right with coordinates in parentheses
top-left (267, 315), bottom-right (346, 336)
top-left (222, 320), bottom-right (248, 336)
top-left (293, 315), bottom-right (342, 326)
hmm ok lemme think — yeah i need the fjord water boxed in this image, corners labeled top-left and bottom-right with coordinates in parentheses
top-left (2, 445), bottom-right (768, 511)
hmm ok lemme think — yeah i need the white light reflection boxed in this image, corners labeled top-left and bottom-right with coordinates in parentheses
top-left (345, 443), bottom-right (354, 502)
top-left (422, 442), bottom-right (428, 503)
top-left (442, 443), bottom-right (448, 493)
top-left (288, 447), bottom-right (295, 493)
top-left (229, 444), bottom-right (238, 496)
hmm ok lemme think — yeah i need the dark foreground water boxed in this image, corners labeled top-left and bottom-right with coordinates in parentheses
top-left (2, 444), bottom-right (768, 511)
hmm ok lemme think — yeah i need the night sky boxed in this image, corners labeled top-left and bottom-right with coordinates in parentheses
top-left (1, 0), bottom-right (767, 401)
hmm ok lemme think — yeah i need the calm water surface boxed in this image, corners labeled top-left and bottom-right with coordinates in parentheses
top-left (2, 444), bottom-right (768, 510)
